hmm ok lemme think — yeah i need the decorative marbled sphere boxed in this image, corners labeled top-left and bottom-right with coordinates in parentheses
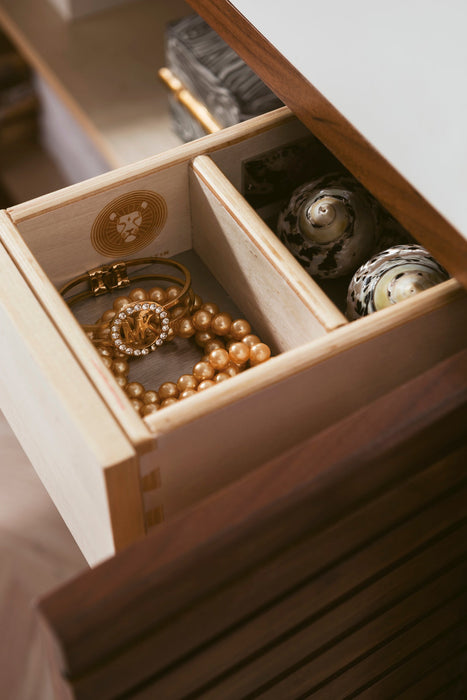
top-left (346, 244), bottom-right (449, 320)
top-left (277, 172), bottom-right (382, 278)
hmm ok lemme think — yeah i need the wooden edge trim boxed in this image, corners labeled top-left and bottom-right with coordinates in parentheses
top-left (37, 348), bottom-right (467, 677)
top-left (191, 154), bottom-right (348, 331)
top-left (185, 0), bottom-right (467, 291)
top-left (7, 107), bottom-right (293, 223)
top-left (144, 276), bottom-right (463, 436)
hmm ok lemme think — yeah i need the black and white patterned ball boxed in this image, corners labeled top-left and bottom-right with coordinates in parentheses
top-left (277, 173), bottom-right (382, 279)
top-left (346, 244), bottom-right (449, 319)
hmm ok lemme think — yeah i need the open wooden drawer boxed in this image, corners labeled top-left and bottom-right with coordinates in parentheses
top-left (1, 108), bottom-right (466, 566)
top-left (0, 1), bottom-right (465, 696)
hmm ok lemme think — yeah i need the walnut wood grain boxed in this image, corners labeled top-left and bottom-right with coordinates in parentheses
top-left (37, 349), bottom-right (467, 699)
top-left (311, 619), bottom-right (467, 699)
top-left (186, 0), bottom-right (467, 291)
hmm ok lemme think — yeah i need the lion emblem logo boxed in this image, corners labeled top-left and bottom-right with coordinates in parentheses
top-left (91, 191), bottom-right (167, 256)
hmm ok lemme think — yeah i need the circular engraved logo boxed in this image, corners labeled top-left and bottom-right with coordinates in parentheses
top-left (91, 190), bottom-right (167, 257)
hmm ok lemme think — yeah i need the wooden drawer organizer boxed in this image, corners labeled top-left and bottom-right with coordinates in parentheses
top-left (1, 108), bottom-right (466, 565)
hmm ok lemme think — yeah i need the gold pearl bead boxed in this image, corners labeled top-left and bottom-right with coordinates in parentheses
top-left (176, 317), bottom-right (196, 338)
top-left (242, 334), bottom-right (261, 348)
top-left (177, 374), bottom-right (198, 391)
top-left (197, 379), bottom-right (215, 391)
top-left (101, 355), bottom-right (113, 369)
top-left (250, 342), bottom-right (271, 365)
top-left (179, 389), bottom-right (197, 400)
top-left (141, 404), bottom-right (159, 416)
top-left (158, 382), bottom-right (179, 400)
top-left (161, 397), bottom-right (178, 408)
top-left (170, 306), bottom-right (187, 320)
top-left (114, 375), bottom-right (127, 388)
top-left (193, 361), bottom-right (215, 381)
top-left (224, 364), bottom-right (240, 377)
top-left (98, 347), bottom-right (113, 357)
top-left (112, 360), bottom-right (129, 376)
top-left (211, 312), bottom-right (232, 336)
top-left (192, 294), bottom-right (203, 310)
top-left (195, 330), bottom-right (216, 347)
top-left (166, 285), bottom-right (181, 300)
top-left (129, 287), bottom-right (147, 301)
top-left (230, 319), bottom-right (252, 340)
top-left (214, 372), bottom-right (230, 383)
top-left (102, 309), bottom-right (116, 323)
top-left (148, 287), bottom-right (167, 303)
top-left (229, 341), bottom-right (250, 365)
top-left (126, 382), bottom-right (145, 399)
top-left (202, 302), bottom-right (219, 316)
top-left (113, 296), bottom-right (130, 312)
top-left (143, 390), bottom-right (159, 405)
top-left (209, 348), bottom-right (230, 370)
top-left (192, 309), bottom-right (213, 331)
top-left (204, 339), bottom-right (225, 354)
top-left (131, 398), bottom-right (144, 412)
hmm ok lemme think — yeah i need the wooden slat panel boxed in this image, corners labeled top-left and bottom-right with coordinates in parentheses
top-left (37, 349), bottom-right (467, 698)
top-left (173, 563), bottom-right (467, 700)
top-left (113, 523), bottom-right (467, 700)
top-left (397, 656), bottom-right (467, 700)
top-left (46, 449), bottom-right (467, 698)
top-left (430, 681), bottom-right (467, 700)
top-left (72, 448), bottom-right (467, 698)
top-left (314, 622), bottom-right (467, 700)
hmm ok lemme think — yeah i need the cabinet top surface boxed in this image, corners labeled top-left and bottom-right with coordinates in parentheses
top-left (0, 0), bottom-right (191, 167)
top-left (230, 0), bottom-right (467, 245)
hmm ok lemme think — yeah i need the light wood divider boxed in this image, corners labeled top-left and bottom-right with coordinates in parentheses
top-left (191, 155), bottom-right (347, 340)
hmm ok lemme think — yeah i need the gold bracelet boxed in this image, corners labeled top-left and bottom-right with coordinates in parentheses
top-left (60, 257), bottom-right (192, 356)
top-left (60, 256), bottom-right (191, 306)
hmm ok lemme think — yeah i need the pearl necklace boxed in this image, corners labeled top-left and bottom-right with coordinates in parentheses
top-left (90, 284), bottom-right (271, 417)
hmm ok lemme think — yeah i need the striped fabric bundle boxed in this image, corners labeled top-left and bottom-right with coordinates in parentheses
top-left (165, 14), bottom-right (282, 141)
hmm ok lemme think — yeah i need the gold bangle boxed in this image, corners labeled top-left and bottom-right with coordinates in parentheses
top-left (60, 257), bottom-right (191, 307)
top-left (60, 257), bottom-right (193, 356)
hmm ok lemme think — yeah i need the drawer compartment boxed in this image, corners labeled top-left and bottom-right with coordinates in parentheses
top-left (1, 108), bottom-right (466, 565)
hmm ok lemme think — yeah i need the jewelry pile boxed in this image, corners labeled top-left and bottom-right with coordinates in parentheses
top-left (61, 258), bottom-right (271, 417)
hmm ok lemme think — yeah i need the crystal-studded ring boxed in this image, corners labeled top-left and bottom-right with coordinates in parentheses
top-left (111, 301), bottom-right (172, 355)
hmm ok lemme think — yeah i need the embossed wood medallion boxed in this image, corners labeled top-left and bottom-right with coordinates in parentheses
top-left (91, 191), bottom-right (168, 256)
